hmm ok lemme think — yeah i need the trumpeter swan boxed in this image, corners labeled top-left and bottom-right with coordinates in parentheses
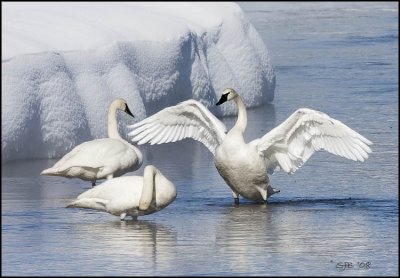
top-left (128, 88), bottom-right (372, 204)
top-left (67, 165), bottom-right (176, 220)
top-left (41, 98), bottom-right (143, 187)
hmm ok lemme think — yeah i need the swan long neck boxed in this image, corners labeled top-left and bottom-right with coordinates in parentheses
top-left (108, 103), bottom-right (122, 140)
top-left (139, 166), bottom-right (157, 210)
top-left (233, 95), bottom-right (247, 134)
top-left (140, 165), bottom-right (176, 211)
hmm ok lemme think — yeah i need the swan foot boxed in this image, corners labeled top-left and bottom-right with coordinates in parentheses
top-left (234, 197), bottom-right (240, 205)
top-left (91, 181), bottom-right (96, 187)
top-left (267, 186), bottom-right (280, 198)
top-left (120, 212), bottom-right (127, 221)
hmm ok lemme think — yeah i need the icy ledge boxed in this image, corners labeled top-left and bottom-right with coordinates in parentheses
top-left (2, 2), bottom-right (275, 162)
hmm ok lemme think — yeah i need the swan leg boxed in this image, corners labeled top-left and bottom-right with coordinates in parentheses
top-left (232, 191), bottom-right (240, 205)
top-left (91, 181), bottom-right (96, 187)
top-left (120, 212), bottom-right (127, 221)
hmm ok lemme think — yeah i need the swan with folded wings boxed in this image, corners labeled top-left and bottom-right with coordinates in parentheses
top-left (67, 165), bottom-right (176, 220)
top-left (128, 88), bottom-right (372, 204)
top-left (41, 98), bottom-right (143, 187)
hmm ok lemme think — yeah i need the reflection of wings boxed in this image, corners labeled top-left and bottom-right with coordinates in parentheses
top-left (250, 108), bottom-right (373, 174)
top-left (128, 100), bottom-right (227, 155)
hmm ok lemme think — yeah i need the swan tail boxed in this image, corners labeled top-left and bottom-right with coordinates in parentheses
top-left (66, 198), bottom-right (108, 211)
top-left (41, 166), bottom-right (92, 178)
top-left (41, 167), bottom-right (62, 176)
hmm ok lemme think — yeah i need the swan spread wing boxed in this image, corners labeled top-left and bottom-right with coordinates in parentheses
top-left (251, 108), bottom-right (373, 174)
top-left (128, 100), bottom-right (227, 155)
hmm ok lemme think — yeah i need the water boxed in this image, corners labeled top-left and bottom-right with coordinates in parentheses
top-left (2, 2), bottom-right (398, 276)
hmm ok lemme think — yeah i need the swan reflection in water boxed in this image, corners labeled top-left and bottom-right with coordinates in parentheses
top-left (69, 218), bottom-right (178, 272)
top-left (214, 199), bottom-right (372, 274)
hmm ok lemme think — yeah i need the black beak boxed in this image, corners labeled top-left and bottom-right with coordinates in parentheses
top-left (216, 94), bottom-right (228, 106)
top-left (125, 105), bottom-right (134, 117)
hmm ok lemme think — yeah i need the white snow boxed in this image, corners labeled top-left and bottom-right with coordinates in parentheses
top-left (2, 2), bottom-right (275, 162)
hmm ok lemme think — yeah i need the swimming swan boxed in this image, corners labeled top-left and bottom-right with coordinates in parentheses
top-left (41, 98), bottom-right (143, 187)
top-left (67, 165), bottom-right (177, 220)
top-left (128, 88), bottom-right (372, 204)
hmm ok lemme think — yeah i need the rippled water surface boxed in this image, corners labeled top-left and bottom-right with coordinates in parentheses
top-left (2, 2), bottom-right (398, 276)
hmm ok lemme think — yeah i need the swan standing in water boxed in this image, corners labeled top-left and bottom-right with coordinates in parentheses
top-left (128, 88), bottom-right (372, 204)
top-left (41, 98), bottom-right (143, 187)
top-left (67, 165), bottom-right (177, 220)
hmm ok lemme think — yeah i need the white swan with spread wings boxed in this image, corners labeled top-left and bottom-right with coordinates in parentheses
top-left (128, 88), bottom-right (372, 204)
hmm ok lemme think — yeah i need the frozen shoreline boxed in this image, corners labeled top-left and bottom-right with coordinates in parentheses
top-left (2, 2), bottom-right (275, 162)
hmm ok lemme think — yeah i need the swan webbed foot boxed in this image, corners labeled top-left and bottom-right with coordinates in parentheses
top-left (266, 185), bottom-right (280, 198)
top-left (264, 187), bottom-right (280, 204)
top-left (234, 197), bottom-right (239, 205)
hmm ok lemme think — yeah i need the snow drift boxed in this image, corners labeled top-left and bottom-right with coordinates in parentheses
top-left (2, 2), bottom-right (275, 162)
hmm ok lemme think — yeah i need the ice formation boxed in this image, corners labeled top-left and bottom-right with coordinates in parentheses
top-left (2, 2), bottom-right (275, 162)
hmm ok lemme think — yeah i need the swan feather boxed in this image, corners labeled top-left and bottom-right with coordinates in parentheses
top-left (250, 108), bottom-right (372, 174)
top-left (128, 100), bottom-right (227, 155)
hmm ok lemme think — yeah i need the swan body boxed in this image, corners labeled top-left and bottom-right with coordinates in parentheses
top-left (41, 98), bottom-right (143, 186)
top-left (67, 165), bottom-right (176, 220)
top-left (215, 135), bottom-right (271, 202)
top-left (128, 88), bottom-right (372, 204)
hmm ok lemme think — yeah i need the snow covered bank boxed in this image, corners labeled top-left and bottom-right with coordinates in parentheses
top-left (2, 2), bottom-right (275, 162)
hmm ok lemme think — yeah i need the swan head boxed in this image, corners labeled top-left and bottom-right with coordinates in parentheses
top-left (113, 98), bottom-right (134, 117)
top-left (216, 88), bottom-right (238, 106)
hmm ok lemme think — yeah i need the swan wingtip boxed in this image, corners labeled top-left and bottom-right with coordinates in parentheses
top-left (40, 168), bottom-right (52, 175)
